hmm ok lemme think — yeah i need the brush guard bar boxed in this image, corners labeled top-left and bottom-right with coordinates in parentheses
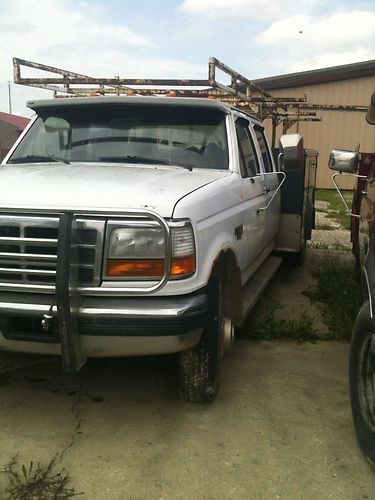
top-left (0, 206), bottom-right (172, 372)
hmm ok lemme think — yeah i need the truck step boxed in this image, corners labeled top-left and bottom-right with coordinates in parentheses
top-left (241, 255), bottom-right (283, 324)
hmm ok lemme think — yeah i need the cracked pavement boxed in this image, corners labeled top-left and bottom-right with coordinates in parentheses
top-left (0, 340), bottom-right (374, 499)
top-left (0, 249), bottom-right (374, 498)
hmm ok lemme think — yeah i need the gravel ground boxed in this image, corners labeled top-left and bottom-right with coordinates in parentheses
top-left (311, 201), bottom-right (352, 250)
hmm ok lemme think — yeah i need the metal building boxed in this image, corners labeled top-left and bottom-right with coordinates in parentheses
top-left (0, 111), bottom-right (30, 161)
top-left (257, 60), bottom-right (375, 189)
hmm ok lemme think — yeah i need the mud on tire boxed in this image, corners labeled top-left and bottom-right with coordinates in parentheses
top-left (178, 274), bottom-right (223, 403)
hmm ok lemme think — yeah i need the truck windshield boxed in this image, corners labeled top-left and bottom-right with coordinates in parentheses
top-left (8, 104), bottom-right (229, 170)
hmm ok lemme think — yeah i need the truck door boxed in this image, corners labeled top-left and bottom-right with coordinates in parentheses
top-left (252, 124), bottom-right (280, 246)
top-left (235, 118), bottom-right (268, 283)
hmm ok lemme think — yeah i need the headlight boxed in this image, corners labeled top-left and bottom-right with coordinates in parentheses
top-left (105, 221), bottom-right (195, 280)
top-left (108, 227), bottom-right (165, 259)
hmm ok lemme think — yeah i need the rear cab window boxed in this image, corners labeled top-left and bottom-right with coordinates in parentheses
top-left (235, 117), bottom-right (260, 178)
top-left (253, 124), bottom-right (274, 173)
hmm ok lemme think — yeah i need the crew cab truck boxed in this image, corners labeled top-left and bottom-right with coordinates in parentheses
top-left (329, 90), bottom-right (375, 463)
top-left (0, 96), bottom-right (314, 403)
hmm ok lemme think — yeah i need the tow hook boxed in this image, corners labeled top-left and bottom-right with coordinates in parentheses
top-left (41, 304), bottom-right (54, 332)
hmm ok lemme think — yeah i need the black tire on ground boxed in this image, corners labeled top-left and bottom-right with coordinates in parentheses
top-left (349, 301), bottom-right (375, 466)
top-left (178, 273), bottom-right (224, 403)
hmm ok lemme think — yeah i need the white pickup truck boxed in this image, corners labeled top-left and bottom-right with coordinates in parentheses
top-left (0, 96), bottom-right (316, 402)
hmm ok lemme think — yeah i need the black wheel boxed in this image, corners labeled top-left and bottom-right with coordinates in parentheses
top-left (349, 301), bottom-right (375, 465)
top-left (178, 274), bottom-right (224, 403)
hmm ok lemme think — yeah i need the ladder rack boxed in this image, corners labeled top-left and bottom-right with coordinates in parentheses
top-left (13, 57), bottom-right (308, 117)
top-left (12, 56), bottom-right (327, 145)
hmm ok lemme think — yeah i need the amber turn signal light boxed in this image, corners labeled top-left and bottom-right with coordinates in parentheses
top-left (106, 255), bottom-right (195, 279)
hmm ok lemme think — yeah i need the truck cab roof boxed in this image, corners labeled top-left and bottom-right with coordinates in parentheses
top-left (27, 95), bottom-right (260, 122)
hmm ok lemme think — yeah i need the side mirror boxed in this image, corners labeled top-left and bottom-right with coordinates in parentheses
top-left (328, 149), bottom-right (359, 173)
top-left (279, 134), bottom-right (304, 170)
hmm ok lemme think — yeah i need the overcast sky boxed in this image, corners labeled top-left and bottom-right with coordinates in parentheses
top-left (0, 0), bottom-right (374, 117)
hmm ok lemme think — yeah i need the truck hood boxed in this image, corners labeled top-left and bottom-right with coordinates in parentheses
top-left (0, 162), bottom-right (230, 216)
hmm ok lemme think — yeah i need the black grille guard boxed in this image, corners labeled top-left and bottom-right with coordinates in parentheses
top-left (0, 206), bottom-right (172, 373)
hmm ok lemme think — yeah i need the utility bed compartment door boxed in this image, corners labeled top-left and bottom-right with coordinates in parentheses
top-left (274, 135), bottom-right (318, 253)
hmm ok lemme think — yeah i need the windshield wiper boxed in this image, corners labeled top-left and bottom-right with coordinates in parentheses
top-left (98, 155), bottom-right (193, 170)
top-left (7, 154), bottom-right (70, 165)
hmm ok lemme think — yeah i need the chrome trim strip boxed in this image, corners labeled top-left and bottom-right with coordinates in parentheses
top-left (0, 330), bottom-right (203, 356)
top-left (0, 282), bottom-right (55, 293)
top-left (0, 267), bottom-right (56, 276)
top-left (0, 302), bottom-right (56, 314)
top-left (0, 252), bottom-right (56, 261)
top-left (79, 295), bottom-right (207, 318)
top-left (0, 236), bottom-right (58, 245)
top-left (0, 294), bottom-right (207, 319)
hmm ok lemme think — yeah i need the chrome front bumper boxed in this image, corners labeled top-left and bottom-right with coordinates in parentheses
top-left (0, 292), bottom-right (207, 358)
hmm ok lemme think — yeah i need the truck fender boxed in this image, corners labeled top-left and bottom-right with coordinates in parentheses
top-left (200, 238), bottom-right (242, 324)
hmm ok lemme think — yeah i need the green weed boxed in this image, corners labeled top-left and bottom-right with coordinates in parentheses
top-left (332, 240), bottom-right (351, 251)
top-left (304, 256), bottom-right (362, 341)
top-left (308, 241), bottom-right (329, 250)
top-left (239, 300), bottom-right (320, 342)
top-left (1, 455), bottom-right (80, 499)
top-left (315, 189), bottom-right (353, 230)
top-left (315, 223), bottom-right (335, 231)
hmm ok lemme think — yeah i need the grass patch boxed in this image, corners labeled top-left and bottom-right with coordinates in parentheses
top-left (1, 455), bottom-right (80, 499)
top-left (304, 256), bottom-right (362, 341)
top-left (332, 240), bottom-right (351, 251)
top-left (315, 223), bottom-right (335, 231)
top-left (315, 189), bottom-right (353, 230)
top-left (308, 241), bottom-right (329, 250)
top-left (238, 300), bottom-right (320, 342)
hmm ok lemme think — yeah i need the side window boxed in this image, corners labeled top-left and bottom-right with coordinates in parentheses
top-left (254, 125), bottom-right (273, 173)
top-left (235, 119), bottom-right (259, 178)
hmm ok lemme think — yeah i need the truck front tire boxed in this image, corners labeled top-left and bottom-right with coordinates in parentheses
top-left (178, 274), bottom-right (223, 403)
top-left (349, 301), bottom-right (375, 466)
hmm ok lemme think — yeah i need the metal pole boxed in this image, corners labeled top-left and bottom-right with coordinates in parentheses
top-left (8, 81), bottom-right (12, 114)
top-left (271, 116), bottom-right (277, 148)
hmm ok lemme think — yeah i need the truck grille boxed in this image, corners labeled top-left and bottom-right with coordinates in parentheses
top-left (0, 215), bottom-right (105, 288)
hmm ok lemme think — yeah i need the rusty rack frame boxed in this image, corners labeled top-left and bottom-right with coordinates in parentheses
top-left (13, 56), bottom-right (319, 146)
top-left (13, 56), bottom-right (310, 119)
top-left (12, 56), bottom-right (368, 145)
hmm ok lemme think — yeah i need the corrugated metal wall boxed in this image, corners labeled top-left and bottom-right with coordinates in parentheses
top-left (263, 75), bottom-right (375, 189)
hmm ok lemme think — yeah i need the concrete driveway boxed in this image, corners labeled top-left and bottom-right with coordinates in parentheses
top-left (0, 340), bottom-right (374, 499)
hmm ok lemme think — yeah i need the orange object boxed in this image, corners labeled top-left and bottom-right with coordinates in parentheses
top-left (106, 255), bottom-right (195, 278)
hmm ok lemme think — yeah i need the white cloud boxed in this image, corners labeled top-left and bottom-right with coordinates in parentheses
top-left (179, 0), bottom-right (324, 20)
top-left (0, 0), bottom-right (205, 116)
top-left (288, 48), bottom-right (375, 73)
top-left (257, 11), bottom-right (375, 50)
top-left (254, 10), bottom-right (375, 73)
